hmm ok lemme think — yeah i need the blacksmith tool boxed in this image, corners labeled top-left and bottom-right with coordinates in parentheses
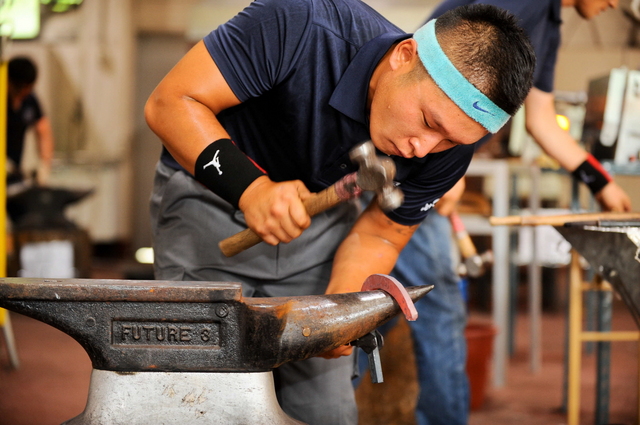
top-left (489, 211), bottom-right (640, 227)
top-left (0, 274), bottom-right (432, 424)
top-left (450, 210), bottom-right (493, 277)
top-left (219, 141), bottom-right (404, 257)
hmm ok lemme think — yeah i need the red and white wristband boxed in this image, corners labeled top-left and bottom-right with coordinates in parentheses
top-left (571, 153), bottom-right (612, 195)
top-left (194, 138), bottom-right (266, 208)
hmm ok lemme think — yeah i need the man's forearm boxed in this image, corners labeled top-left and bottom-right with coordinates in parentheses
top-left (35, 117), bottom-right (54, 165)
top-left (524, 87), bottom-right (631, 211)
top-left (325, 203), bottom-right (417, 294)
top-left (326, 233), bottom-right (402, 294)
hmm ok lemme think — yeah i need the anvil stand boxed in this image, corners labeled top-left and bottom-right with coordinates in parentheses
top-left (6, 185), bottom-right (93, 278)
top-left (0, 275), bottom-right (432, 425)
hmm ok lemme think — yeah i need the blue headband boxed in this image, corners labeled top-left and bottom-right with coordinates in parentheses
top-left (413, 19), bottom-right (509, 133)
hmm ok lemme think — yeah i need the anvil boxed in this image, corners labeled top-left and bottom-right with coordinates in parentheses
top-left (0, 275), bottom-right (432, 424)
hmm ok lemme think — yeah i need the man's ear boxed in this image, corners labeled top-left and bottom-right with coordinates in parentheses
top-left (389, 39), bottom-right (419, 71)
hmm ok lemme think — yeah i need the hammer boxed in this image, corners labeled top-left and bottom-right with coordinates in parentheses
top-left (450, 210), bottom-right (493, 278)
top-left (219, 141), bottom-right (404, 257)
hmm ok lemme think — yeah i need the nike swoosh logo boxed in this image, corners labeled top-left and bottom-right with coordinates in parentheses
top-left (473, 101), bottom-right (494, 116)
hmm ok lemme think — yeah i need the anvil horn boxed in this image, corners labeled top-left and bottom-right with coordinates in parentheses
top-left (241, 281), bottom-right (433, 369)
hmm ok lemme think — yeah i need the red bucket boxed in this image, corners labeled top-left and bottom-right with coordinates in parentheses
top-left (465, 321), bottom-right (497, 410)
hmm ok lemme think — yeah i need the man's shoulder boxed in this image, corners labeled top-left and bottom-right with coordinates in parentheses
top-left (253, 0), bottom-right (311, 15)
top-left (250, 0), bottom-right (364, 17)
top-left (431, 0), bottom-right (557, 24)
top-left (24, 93), bottom-right (40, 105)
top-left (484, 0), bottom-right (558, 26)
top-left (256, 0), bottom-right (393, 31)
top-left (22, 93), bottom-right (42, 113)
top-left (15, 94), bottom-right (43, 124)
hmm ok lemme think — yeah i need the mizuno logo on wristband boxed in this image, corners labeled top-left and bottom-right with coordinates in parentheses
top-left (203, 150), bottom-right (223, 175)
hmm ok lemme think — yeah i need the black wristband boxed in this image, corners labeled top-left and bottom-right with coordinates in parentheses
top-left (194, 139), bottom-right (266, 208)
top-left (571, 154), bottom-right (612, 195)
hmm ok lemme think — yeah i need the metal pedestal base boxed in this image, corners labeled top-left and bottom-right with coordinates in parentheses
top-left (63, 370), bottom-right (305, 425)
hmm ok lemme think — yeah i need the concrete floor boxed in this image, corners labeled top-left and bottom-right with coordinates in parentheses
top-left (357, 310), bottom-right (638, 425)
top-left (0, 261), bottom-right (638, 425)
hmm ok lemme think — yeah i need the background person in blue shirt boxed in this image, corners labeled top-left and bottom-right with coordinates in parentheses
top-left (393, 0), bottom-right (631, 424)
top-left (145, 1), bottom-right (535, 424)
top-left (7, 56), bottom-right (55, 188)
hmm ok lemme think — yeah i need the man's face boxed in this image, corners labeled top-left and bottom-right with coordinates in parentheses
top-left (574, 0), bottom-right (618, 19)
top-left (369, 61), bottom-right (488, 159)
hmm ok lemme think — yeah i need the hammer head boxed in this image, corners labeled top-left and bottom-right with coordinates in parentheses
top-left (349, 141), bottom-right (404, 211)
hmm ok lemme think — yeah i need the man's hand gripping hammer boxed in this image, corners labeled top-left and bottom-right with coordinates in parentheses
top-left (219, 141), bottom-right (404, 257)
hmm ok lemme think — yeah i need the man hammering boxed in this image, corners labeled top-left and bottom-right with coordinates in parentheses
top-left (145, 1), bottom-right (535, 423)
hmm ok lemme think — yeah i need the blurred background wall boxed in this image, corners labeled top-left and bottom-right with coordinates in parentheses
top-left (6, 0), bottom-right (640, 256)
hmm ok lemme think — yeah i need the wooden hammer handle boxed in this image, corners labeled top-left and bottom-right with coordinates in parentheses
top-left (489, 211), bottom-right (640, 227)
top-left (450, 211), bottom-right (479, 259)
top-left (219, 185), bottom-right (345, 257)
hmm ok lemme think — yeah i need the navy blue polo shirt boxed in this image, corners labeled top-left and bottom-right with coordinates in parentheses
top-left (163, 0), bottom-right (475, 226)
top-left (7, 93), bottom-right (43, 167)
top-left (429, 0), bottom-right (562, 93)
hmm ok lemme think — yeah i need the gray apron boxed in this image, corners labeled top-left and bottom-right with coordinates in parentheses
top-left (149, 161), bottom-right (360, 425)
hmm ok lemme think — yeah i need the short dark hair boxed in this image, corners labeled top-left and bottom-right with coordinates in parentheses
top-left (8, 56), bottom-right (38, 89)
top-left (434, 4), bottom-right (535, 116)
